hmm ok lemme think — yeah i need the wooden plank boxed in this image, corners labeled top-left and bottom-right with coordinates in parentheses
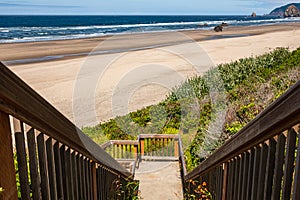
top-left (292, 127), bottom-right (300, 200)
top-left (27, 128), bottom-right (41, 200)
top-left (174, 140), bottom-right (179, 157)
top-left (53, 142), bottom-right (64, 200)
top-left (233, 157), bottom-right (239, 200)
top-left (86, 160), bottom-right (91, 200)
top-left (246, 148), bottom-right (255, 200)
top-left (251, 146), bottom-right (261, 200)
top-left (271, 133), bottom-right (286, 200)
top-left (15, 130), bottom-right (31, 200)
top-left (237, 154), bottom-right (245, 200)
top-left (0, 112), bottom-right (18, 200)
top-left (140, 139), bottom-right (145, 156)
top-left (71, 152), bottom-right (78, 200)
top-left (221, 162), bottom-right (228, 200)
top-left (241, 152), bottom-right (250, 200)
top-left (46, 138), bottom-right (58, 200)
top-left (82, 158), bottom-right (87, 200)
top-left (76, 154), bottom-right (83, 200)
top-left (257, 143), bottom-right (268, 200)
top-left (282, 128), bottom-right (297, 200)
top-left (91, 162), bottom-right (97, 200)
top-left (139, 134), bottom-right (179, 139)
top-left (60, 145), bottom-right (69, 200)
top-left (37, 133), bottom-right (50, 200)
top-left (263, 138), bottom-right (276, 200)
top-left (226, 160), bottom-right (233, 200)
top-left (66, 148), bottom-right (74, 199)
top-left (0, 62), bottom-right (130, 177)
top-left (185, 81), bottom-right (300, 181)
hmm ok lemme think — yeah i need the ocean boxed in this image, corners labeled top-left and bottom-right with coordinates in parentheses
top-left (1, 15), bottom-right (300, 43)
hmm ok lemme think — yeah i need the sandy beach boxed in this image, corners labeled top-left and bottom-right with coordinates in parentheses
top-left (2, 23), bottom-right (300, 127)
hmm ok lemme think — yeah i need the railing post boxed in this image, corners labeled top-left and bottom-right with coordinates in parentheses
top-left (0, 112), bottom-right (18, 200)
top-left (222, 162), bottom-right (228, 200)
top-left (91, 162), bottom-right (97, 200)
top-left (174, 140), bottom-right (179, 157)
top-left (134, 145), bottom-right (138, 159)
top-left (140, 139), bottom-right (145, 156)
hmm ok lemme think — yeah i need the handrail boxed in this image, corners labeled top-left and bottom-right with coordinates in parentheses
top-left (184, 80), bottom-right (300, 200)
top-left (0, 62), bottom-right (130, 177)
top-left (185, 80), bottom-right (300, 181)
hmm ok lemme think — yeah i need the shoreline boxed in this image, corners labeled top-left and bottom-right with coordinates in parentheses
top-left (2, 22), bottom-right (300, 65)
top-left (3, 22), bottom-right (300, 127)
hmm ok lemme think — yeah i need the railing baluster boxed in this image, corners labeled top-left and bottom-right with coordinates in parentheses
top-left (241, 152), bottom-right (250, 200)
top-left (257, 143), bottom-right (268, 200)
top-left (60, 145), bottom-right (69, 200)
top-left (246, 148), bottom-right (255, 200)
top-left (264, 138), bottom-right (276, 200)
top-left (282, 128), bottom-right (297, 200)
top-left (251, 145), bottom-right (261, 200)
top-left (46, 138), bottom-right (58, 200)
top-left (71, 152), bottom-right (79, 200)
top-left (237, 153), bottom-right (245, 200)
top-left (37, 133), bottom-right (51, 200)
top-left (292, 128), bottom-right (300, 200)
top-left (271, 133), bottom-right (286, 200)
top-left (15, 123), bottom-right (31, 200)
top-left (54, 142), bottom-right (64, 200)
top-left (27, 128), bottom-right (41, 200)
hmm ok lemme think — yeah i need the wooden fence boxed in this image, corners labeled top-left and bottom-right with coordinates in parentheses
top-left (0, 62), bottom-right (133, 200)
top-left (184, 81), bottom-right (300, 200)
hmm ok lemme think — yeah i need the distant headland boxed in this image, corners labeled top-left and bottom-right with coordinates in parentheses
top-left (269, 3), bottom-right (300, 17)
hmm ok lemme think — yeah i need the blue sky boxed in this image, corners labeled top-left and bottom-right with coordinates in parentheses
top-left (0, 0), bottom-right (297, 15)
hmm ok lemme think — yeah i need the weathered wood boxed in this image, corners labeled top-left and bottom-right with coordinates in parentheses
top-left (0, 112), bottom-right (18, 200)
top-left (226, 160), bottom-right (233, 200)
top-left (140, 139), bottom-right (145, 156)
top-left (282, 128), bottom-right (297, 200)
top-left (46, 138), bottom-right (58, 200)
top-left (221, 162), bottom-right (228, 200)
top-left (139, 134), bottom-right (179, 139)
top-left (174, 140), bottom-right (179, 157)
top-left (237, 154), bottom-right (245, 200)
top-left (37, 133), bottom-right (50, 200)
top-left (251, 146), bottom-right (261, 200)
top-left (27, 128), bottom-right (41, 200)
top-left (233, 157), bottom-right (239, 200)
top-left (71, 152), bottom-right (78, 200)
top-left (15, 130), bottom-right (31, 200)
top-left (53, 142), bottom-right (64, 200)
top-left (66, 148), bottom-right (74, 199)
top-left (257, 143), bottom-right (268, 200)
top-left (185, 81), bottom-right (300, 180)
top-left (271, 133), bottom-right (286, 200)
top-left (0, 62), bottom-right (129, 177)
top-left (91, 162), bottom-right (97, 200)
top-left (264, 138), bottom-right (276, 200)
top-left (292, 128), bottom-right (300, 200)
top-left (241, 152), bottom-right (250, 200)
top-left (60, 145), bottom-right (69, 200)
top-left (246, 148), bottom-right (255, 200)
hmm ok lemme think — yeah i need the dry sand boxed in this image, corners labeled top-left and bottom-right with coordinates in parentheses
top-left (2, 23), bottom-right (300, 127)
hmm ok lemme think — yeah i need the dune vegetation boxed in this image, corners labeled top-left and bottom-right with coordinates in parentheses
top-left (83, 47), bottom-right (300, 171)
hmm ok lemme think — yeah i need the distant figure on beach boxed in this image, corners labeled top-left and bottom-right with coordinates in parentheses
top-left (251, 12), bottom-right (257, 17)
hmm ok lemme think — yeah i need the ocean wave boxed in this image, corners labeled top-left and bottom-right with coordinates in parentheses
top-left (1, 16), bottom-right (300, 43)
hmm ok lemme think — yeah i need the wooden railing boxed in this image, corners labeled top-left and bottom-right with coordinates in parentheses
top-left (184, 81), bottom-right (300, 200)
top-left (0, 62), bottom-right (133, 200)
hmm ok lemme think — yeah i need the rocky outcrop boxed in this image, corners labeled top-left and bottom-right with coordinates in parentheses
top-left (214, 25), bottom-right (223, 32)
top-left (269, 3), bottom-right (300, 17)
top-left (284, 4), bottom-right (300, 17)
top-left (251, 12), bottom-right (257, 17)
